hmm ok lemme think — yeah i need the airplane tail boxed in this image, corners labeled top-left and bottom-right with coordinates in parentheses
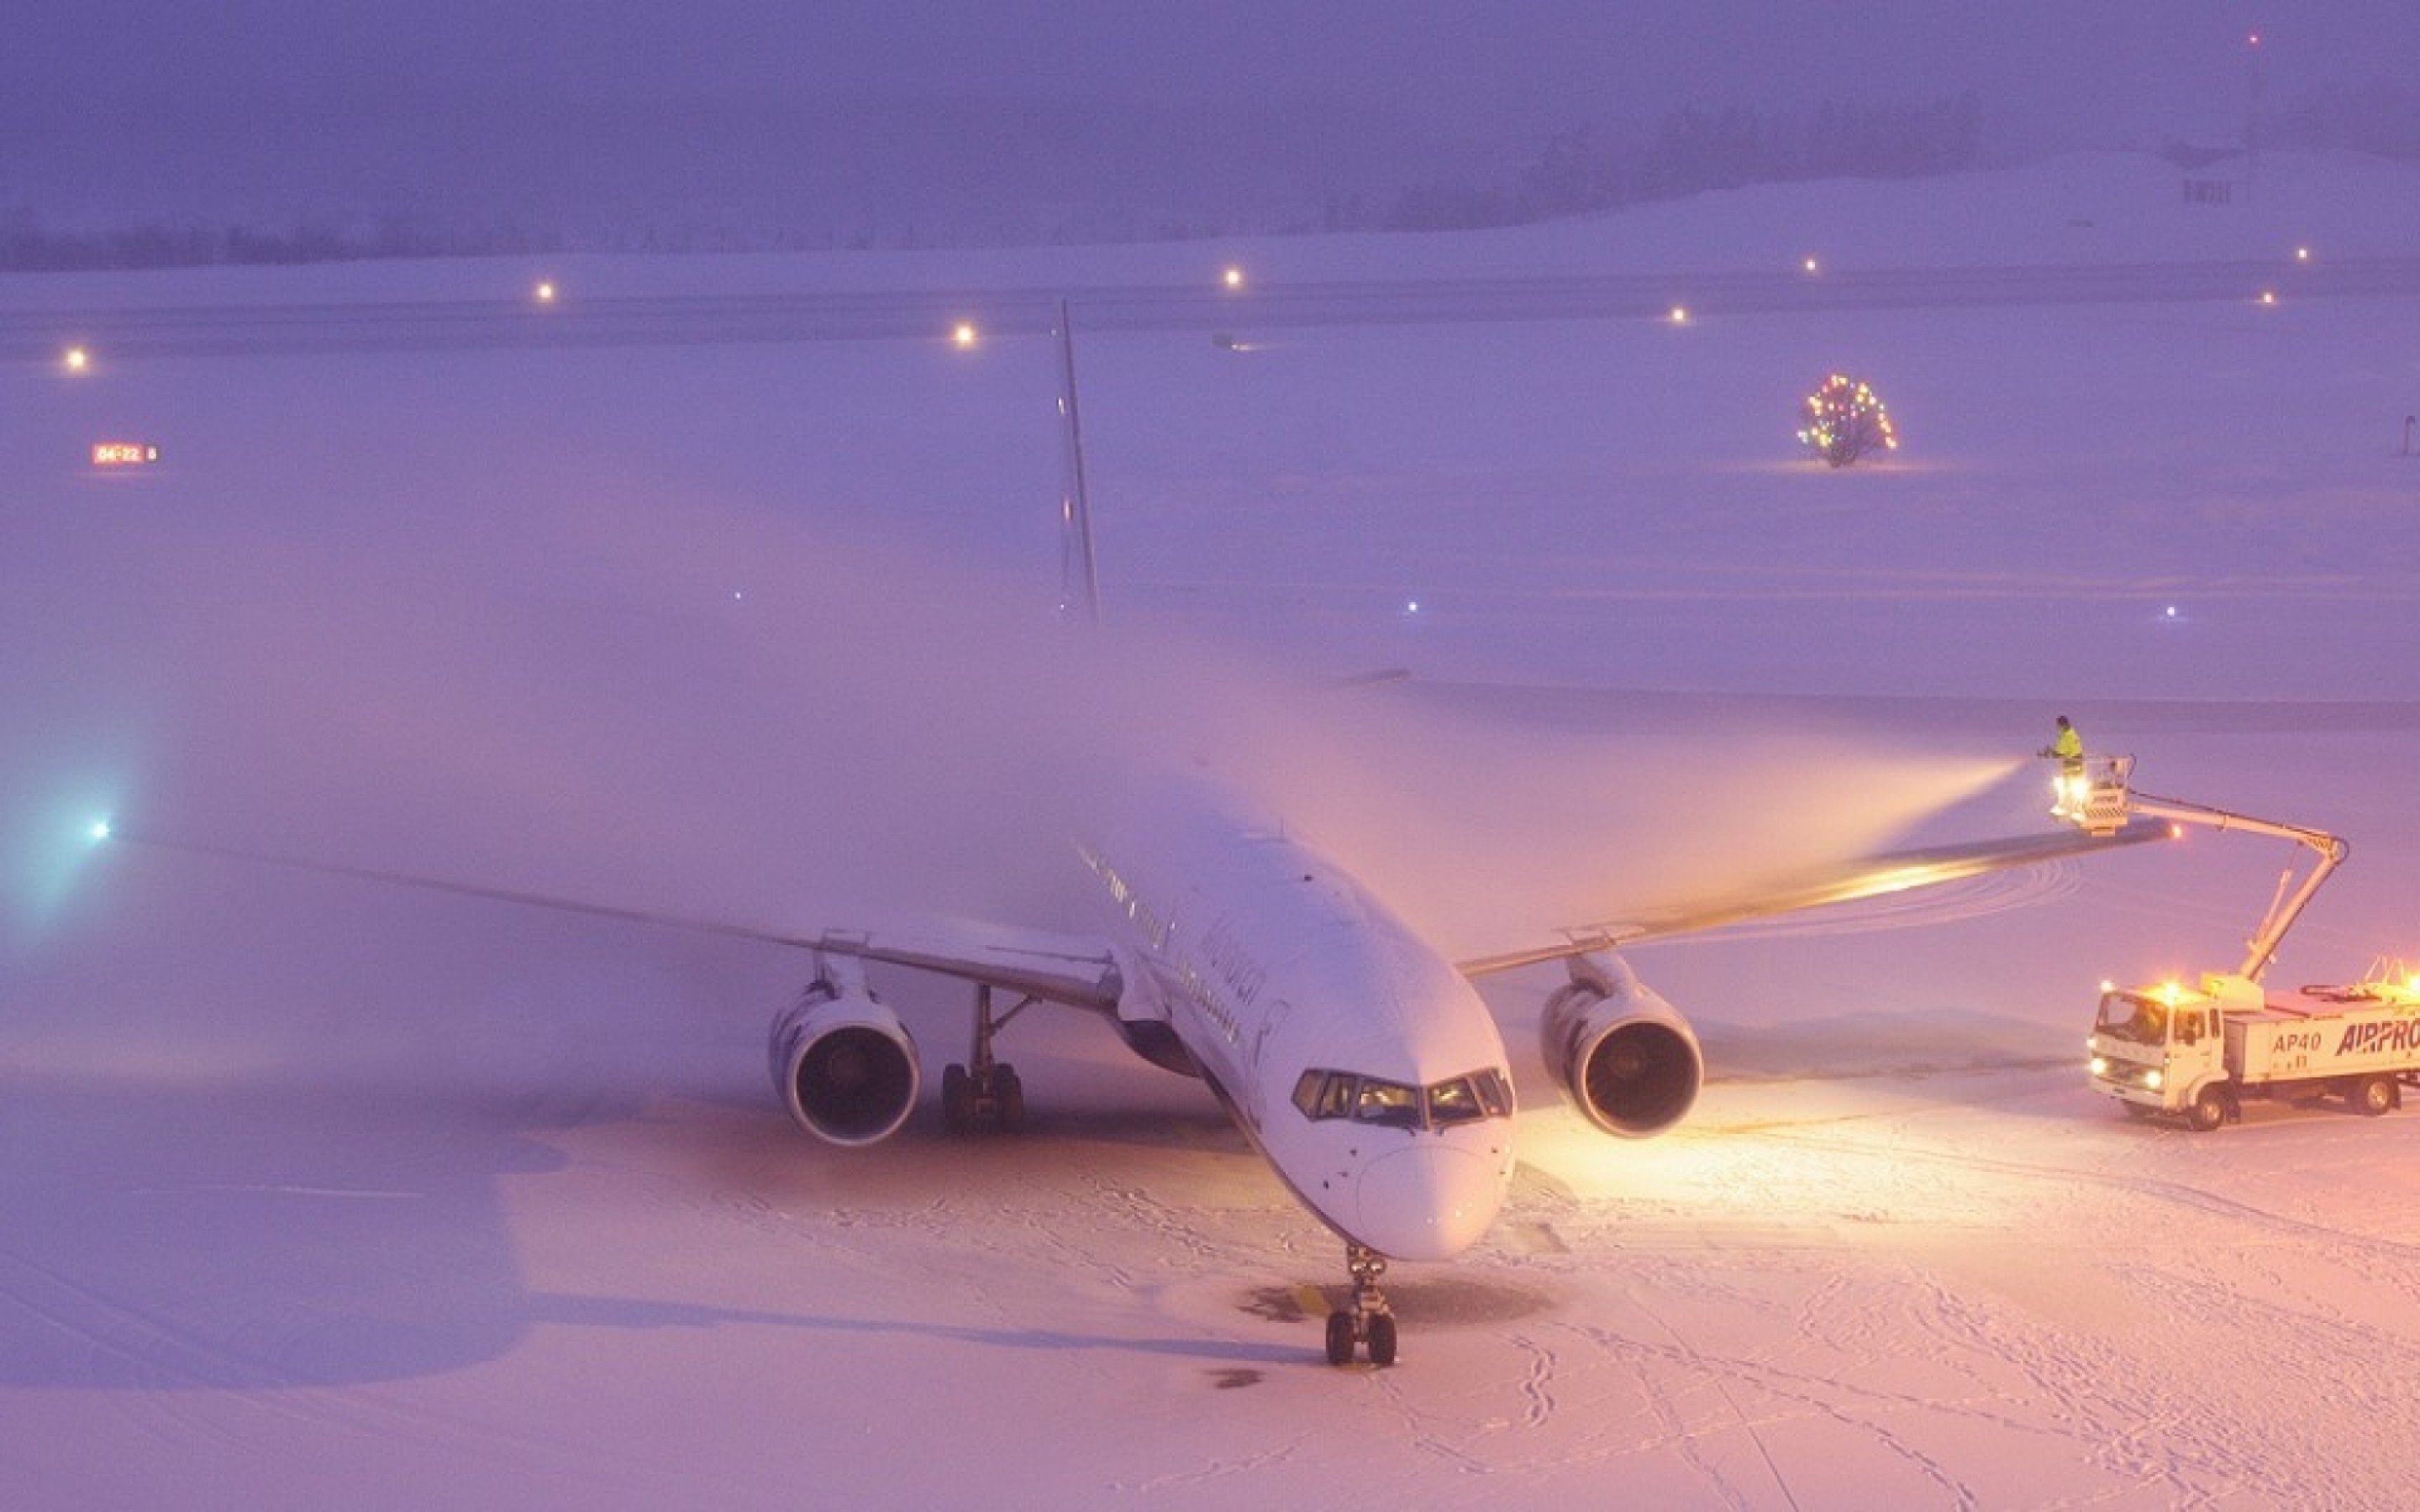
top-left (1055, 299), bottom-right (1103, 628)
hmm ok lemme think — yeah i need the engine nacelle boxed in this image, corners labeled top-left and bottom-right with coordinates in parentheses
top-left (767, 966), bottom-right (920, 1147)
top-left (1539, 954), bottom-right (1703, 1138)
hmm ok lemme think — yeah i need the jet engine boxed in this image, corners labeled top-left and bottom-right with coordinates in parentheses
top-left (767, 961), bottom-right (919, 1147)
top-left (1539, 953), bottom-right (1702, 1137)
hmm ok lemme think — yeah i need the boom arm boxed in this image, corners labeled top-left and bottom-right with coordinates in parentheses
top-left (2075, 755), bottom-right (2348, 982)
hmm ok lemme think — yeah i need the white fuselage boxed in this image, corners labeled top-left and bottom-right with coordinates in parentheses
top-left (1081, 778), bottom-right (1516, 1261)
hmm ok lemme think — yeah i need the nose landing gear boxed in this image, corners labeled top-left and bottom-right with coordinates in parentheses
top-left (1323, 1244), bottom-right (1398, 1367)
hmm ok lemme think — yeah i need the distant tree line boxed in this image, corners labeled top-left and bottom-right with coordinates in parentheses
top-left (0, 211), bottom-right (566, 272)
top-left (1378, 95), bottom-right (1986, 233)
top-left (3, 93), bottom-right (1996, 267)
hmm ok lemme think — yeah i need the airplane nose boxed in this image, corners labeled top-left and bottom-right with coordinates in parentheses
top-left (1353, 1142), bottom-right (1502, 1261)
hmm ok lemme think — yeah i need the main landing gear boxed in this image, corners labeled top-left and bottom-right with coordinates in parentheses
top-left (1323, 1244), bottom-right (1398, 1367)
top-left (942, 984), bottom-right (1032, 1135)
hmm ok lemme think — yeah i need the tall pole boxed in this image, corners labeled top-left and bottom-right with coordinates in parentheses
top-left (1055, 299), bottom-right (1103, 628)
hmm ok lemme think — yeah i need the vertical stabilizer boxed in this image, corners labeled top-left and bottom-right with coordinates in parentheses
top-left (1055, 300), bottom-right (1103, 628)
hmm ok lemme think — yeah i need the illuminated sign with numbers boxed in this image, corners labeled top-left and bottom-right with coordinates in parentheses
top-left (91, 443), bottom-right (162, 467)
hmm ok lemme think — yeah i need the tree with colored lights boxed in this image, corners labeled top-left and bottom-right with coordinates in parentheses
top-left (1797, 374), bottom-right (1898, 467)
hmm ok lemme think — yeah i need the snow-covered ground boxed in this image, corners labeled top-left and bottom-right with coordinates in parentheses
top-left (8, 152), bottom-right (2420, 1509)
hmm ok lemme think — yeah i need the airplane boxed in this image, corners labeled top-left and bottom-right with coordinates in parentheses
top-left (772, 769), bottom-right (2166, 1366)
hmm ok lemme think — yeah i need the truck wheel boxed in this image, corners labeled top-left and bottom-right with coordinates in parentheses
top-left (2352, 1074), bottom-right (2399, 1117)
top-left (2187, 1085), bottom-right (2228, 1132)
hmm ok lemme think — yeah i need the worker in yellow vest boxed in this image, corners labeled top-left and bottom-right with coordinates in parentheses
top-left (2041, 715), bottom-right (2085, 817)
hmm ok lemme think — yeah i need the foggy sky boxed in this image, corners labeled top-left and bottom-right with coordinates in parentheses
top-left (7, 3), bottom-right (2415, 241)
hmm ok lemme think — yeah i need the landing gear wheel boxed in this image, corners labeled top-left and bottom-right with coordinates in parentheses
top-left (2188, 1084), bottom-right (2228, 1132)
top-left (941, 1063), bottom-right (975, 1134)
top-left (2353, 1074), bottom-right (2399, 1117)
top-left (1324, 1311), bottom-right (1355, 1367)
top-left (1365, 1312), bottom-right (1399, 1368)
top-left (994, 1064), bottom-right (1025, 1132)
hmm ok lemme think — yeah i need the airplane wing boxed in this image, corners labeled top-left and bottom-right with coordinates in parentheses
top-left (811, 924), bottom-right (1123, 1012)
top-left (111, 826), bottom-right (1123, 1012)
top-left (1455, 821), bottom-right (2175, 977)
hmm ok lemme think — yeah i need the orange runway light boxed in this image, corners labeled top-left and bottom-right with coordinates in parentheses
top-left (63, 346), bottom-right (90, 372)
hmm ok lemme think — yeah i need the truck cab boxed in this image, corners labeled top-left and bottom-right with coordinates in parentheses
top-left (2088, 975), bottom-right (2261, 1130)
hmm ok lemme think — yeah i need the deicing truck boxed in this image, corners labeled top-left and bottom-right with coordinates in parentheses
top-left (2089, 972), bottom-right (2420, 1131)
top-left (2066, 756), bottom-right (2417, 1130)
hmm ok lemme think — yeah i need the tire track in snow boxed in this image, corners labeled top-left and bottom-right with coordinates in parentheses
top-left (1123, 1442), bottom-right (1305, 1495)
top-left (1567, 1308), bottom-right (2001, 1509)
top-left (1510, 1332), bottom-right (1559, 1431)
top-left (1643, 1309), bottom-right (1807, 1512)
top-left (1618, 1321), bottom-right (1757, 1511)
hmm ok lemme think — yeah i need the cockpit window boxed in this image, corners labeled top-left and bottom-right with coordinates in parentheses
top-left (1292, 1066), bottom-right (1514, 1129)
top-left (1428, 1077), bottom-right (1485, 1126)
top-left (1355, 1079), bottom-right (1423, 1129)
